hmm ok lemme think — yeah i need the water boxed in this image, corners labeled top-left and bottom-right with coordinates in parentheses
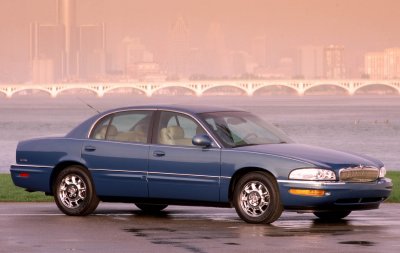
top-left (1, 94), bottom-right (399, 172)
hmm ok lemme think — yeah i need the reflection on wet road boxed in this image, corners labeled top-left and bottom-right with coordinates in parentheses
top-left (1, 203), bottom-right (399, 253)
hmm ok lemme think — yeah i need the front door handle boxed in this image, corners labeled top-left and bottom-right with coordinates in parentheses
top-left (153, 150), bottom-right (165, 157)
top-left (84, 145), bottom-right (96, 152)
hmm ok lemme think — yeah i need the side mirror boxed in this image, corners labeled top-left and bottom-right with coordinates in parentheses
top-left (192, 134), bottom-right (212, 147)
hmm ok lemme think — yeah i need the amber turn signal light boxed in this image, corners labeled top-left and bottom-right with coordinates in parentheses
top-left (289, 188), bottom-right (326, 197)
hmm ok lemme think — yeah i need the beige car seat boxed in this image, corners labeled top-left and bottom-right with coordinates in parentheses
top-left (159, 126), bottom-right (192, 146)
top-left (95, 124), bottom-right (118, 140)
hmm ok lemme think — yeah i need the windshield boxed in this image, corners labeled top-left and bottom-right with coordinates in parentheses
top-left (199, 111), bottom-right (293, 148)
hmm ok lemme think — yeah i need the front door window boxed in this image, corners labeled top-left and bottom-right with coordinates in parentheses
top-left (156, 111), bottom-right (206, 146)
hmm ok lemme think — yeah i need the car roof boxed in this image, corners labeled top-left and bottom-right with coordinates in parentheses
top-left (101, 104), bottom-right (243, 115)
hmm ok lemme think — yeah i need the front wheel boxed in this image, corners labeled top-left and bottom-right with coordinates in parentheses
top-left (233, 172), bottom-right (283, 224)
top-left (53, 165), bottom-right (99, 216)
top-left (135, 203), bottom-right (168, 212)
top-left (313, 210), bottom-right (351, 220)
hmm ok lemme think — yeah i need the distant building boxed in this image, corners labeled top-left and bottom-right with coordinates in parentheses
top-left (167, 16), bottom-right (190, 78)
top-left (323, 45), bottom-right (346, 79)
top-left (187, 47), bottom-right (204, 77)
top-left (123, 37), bottom-right (165, 81)
top-left (229, 51), bottom-right (252, 77)
top-left (123, 37), bottom-right (148, 72)
top-left (130, 62), bottom-right (164, 81)
top-left (77, 24), bottom-right (106, 80)
top-left (30, 23), bottom-right (64, 83)
top-left (29, 0), bottom-right (106, 83)
top-left (364, 52), bottom-right (384, 79)
top-left (251, 36), bottom-right (267, 68)
top-left (384, 48), bottom-right (400, 79)
top-left (277, 57), bottom-right (294, 78)
top-left (297, 46), bottom-right (324, 79)
top-left (204, 22), bottom-right (229, 77)
top-left (32, 58), bottom-right (55, 84)
top-left (364, 48), bottom-right (400, 79)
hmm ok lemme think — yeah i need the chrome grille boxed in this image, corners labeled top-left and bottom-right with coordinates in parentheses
top-left (339, 166), bottom-right (379, 182)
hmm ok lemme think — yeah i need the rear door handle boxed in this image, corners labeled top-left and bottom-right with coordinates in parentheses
top-left (84, 145), bottom-right (97, 152)
top-left (153, 150), bottom-right (165, 157)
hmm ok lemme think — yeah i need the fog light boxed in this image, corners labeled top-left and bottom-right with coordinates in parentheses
top-left (289, 188), bottom-right (326, 197)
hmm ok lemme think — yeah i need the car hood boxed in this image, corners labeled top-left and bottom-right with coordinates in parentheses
top-left (235, 143), bottom-right (384, 170)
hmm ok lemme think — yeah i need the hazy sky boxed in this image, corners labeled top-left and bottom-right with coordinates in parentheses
top-left (1, 0), bottom-right (400, 80)
top-left (84, 0), bottom-right (400, 54)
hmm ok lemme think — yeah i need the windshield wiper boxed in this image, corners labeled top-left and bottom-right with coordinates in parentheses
top-left (233, 143), bottom-right (258, 148)
top-left (234, 141), bottom-right (287, 147)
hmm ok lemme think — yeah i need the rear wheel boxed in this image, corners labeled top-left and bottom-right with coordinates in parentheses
top-left (313, 210), bottom-right (351, 220)
top-left (135, 203), bottom-right (168, 212)
top-left (233, 172), bottom-right (283, 224)
top-left (53, 165), bottom-right (99, 216)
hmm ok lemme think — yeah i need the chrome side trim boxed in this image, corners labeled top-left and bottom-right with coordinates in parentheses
top-left (148, 171), bottom-right (220, 179)
top-left (277, 179), bottom-right (346, 186)
top-left (11, 164), bottom-right (53, 169)
top-left (89, 168), bottom-right (147, 174)
top-left (89, 168), bottom-right (231, 180)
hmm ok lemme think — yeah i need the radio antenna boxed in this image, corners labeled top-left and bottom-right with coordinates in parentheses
top-left (76, 97), bottom-right (101, 114)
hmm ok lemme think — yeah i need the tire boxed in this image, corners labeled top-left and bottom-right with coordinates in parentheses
top-left (313, 210), bottom-right (351, 220)
top-left (135, 203), bottom-right (168, 212)
top-left (233, 171), bottom-right (283, 224)
top-left (53, 165), bottom-right (100, 216)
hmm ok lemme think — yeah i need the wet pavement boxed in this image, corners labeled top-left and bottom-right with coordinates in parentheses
top-left (1, 203), bottom-right (399, 253)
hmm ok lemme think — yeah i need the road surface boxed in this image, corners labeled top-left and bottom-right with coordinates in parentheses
top-left (1, 203), bottom-right (399, 253)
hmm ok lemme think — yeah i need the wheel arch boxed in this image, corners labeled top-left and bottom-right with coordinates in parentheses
top-left (49, 161), bottom-right (90, 195)
top-left (228, 167), bottom-right (278, 203)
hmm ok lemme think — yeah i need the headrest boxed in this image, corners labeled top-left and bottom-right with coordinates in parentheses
top-left (107, 125), bottom-right (118, 137)
top-left (165, 126), bottom-right (184, 139)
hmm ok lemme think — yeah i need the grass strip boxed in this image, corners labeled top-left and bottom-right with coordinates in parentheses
top-left (0, 172), bottom-right (399, 203)
top-left (0, 173), bottom-right (53, 202)
top-left (386, 171), bottom-right (400, 203)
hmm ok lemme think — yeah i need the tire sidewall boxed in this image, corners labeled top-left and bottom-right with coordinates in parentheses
top-left (53, 165), bottom-right (98, 216)
top-left (233, 171), bottom-right (282, 224)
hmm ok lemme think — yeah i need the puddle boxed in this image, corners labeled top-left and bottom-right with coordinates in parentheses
top-left (339, 241), bottom-right (376, 246)
top-left (124, 227), bottom-right (176, 235)
top-left (224, 242), bottom-right (240, 246)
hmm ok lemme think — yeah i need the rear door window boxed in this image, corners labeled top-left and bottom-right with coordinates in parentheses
top-left (90, 110), bottom-right (153, 143)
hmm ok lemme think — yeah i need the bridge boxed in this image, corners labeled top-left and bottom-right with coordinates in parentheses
top-left (1, 80), bottom-right (400, 98)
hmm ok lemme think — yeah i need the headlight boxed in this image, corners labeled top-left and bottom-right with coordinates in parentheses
top-left (379, 166), bottom-right (386, 178)
top-left (289, 168), bottom-right (336, 181)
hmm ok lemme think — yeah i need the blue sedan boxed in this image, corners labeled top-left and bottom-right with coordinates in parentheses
top-left (10, 105), bottom-right (392, 224)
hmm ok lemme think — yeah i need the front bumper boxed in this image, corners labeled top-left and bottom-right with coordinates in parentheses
top-left (278, 177), bottom-right (393, 212)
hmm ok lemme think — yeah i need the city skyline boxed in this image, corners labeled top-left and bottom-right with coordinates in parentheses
top-left (1, 0), bottom-right (400, 83)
